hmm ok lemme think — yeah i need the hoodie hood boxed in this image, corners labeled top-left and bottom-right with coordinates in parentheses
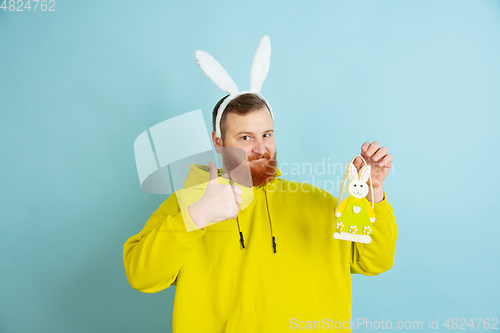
top-left (180, 163), bottom-right (281, 254)
top-left (182, 163), bottom-right (282, 189)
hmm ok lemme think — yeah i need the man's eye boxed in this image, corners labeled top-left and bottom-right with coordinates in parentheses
top-left (263, 133), bottom-right (271, 138)
top-left (242, 136), bottom-right (250, 141)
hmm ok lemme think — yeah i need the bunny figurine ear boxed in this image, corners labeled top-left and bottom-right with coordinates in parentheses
top-left (249, 35), bottom-right (271, 93)
top-left (348, 164), bottom-right (358, 181)
top-left (195, 50), bottom-right (239, 96)
top-left (359, 165), bottom-right (371, 183)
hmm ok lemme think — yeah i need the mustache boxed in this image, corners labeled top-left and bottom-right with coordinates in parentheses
top-left (247, 151), bottom-right (274, 161)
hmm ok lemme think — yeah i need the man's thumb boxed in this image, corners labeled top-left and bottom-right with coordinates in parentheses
top-left (208, 162), bottom-right (218, 185)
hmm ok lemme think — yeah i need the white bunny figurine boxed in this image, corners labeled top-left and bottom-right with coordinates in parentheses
top-left (333, 161), bottom-right (375, 244)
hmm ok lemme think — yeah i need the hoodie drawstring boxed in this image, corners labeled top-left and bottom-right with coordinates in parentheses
top-left (236, 184), bottom-right (277, 254)
top-left (264, 187), bottom-right (277, 255)
top-left (236, 216), bottom-right (245, 250)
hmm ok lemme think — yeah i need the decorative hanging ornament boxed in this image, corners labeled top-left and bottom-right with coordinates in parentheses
top-left (333, 155), bottom-right (375, 244)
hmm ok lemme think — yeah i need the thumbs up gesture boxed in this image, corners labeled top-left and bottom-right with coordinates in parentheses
top-left (188, 162), bottom-right (243, 230)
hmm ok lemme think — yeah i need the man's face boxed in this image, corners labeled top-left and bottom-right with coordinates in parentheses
top-left (213, 106), bottom-right (278, 187)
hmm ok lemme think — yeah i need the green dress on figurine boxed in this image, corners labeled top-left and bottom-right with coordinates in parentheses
top-left (333, 156), bottom-right (375, 244)
top-left (334, 195), bottom-right (374, 241)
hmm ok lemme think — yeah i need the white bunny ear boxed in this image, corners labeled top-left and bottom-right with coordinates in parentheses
top-left (195, 50), bottom-right (239, 95)
top-left (249, 35), bottom-right (271, 93)
top-left (349, 164), bottom-right (358, 181)
top-left (359, 165), bottom-right (371, 183)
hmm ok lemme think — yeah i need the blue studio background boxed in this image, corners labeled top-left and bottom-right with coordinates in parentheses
top-left (1, 0), bottom-right (499, 332)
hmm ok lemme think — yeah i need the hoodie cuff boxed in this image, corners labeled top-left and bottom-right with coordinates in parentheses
top-left (373, 191), bottom-right (391, 221)
top-left (168, 208), bottom-right (206, 247)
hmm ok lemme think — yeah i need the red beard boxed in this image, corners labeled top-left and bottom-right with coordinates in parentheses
top-left (247, 151), bottom-right (278, 187)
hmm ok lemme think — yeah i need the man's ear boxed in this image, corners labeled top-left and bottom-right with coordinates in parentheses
top-left (212, 130), bottom-right (223, 153)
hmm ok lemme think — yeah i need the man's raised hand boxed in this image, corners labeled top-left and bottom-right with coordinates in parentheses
top-left (353, 141), bottom-right (393, 203)
top-left (188, 162), bottom-right (243, 230)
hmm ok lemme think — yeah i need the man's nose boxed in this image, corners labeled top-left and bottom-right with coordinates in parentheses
top-left (252, 138), bottom-right (266, 156)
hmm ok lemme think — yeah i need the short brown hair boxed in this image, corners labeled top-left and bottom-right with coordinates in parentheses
top-left (212, 93), bottom-right (270, 140)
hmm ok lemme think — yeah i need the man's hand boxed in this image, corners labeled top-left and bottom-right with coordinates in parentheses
top-left (353, 141), bottom-right (393, 203)
top-left (188, 162), bottom-right (243, 230)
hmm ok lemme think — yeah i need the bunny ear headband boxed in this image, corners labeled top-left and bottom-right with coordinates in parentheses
top-left (337, 155), bottom-right (375, 209)
top-left (195, 35), bottom-right (275, 138)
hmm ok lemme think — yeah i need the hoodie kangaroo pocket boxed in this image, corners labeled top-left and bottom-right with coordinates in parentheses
top-left (223, 308), bottom-right (314, 333)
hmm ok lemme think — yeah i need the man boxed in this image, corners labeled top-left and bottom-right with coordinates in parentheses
top-left (123, 93), bottom-right (397, 333)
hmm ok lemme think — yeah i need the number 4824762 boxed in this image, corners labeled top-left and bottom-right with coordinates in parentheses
top-left (443, 318), bottom-right (498, 330)
top-left (1, 0), bottom-right (56, 11)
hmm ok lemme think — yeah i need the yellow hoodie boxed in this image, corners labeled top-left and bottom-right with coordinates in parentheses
top-left (123, 164), bottom-right (397, 332)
